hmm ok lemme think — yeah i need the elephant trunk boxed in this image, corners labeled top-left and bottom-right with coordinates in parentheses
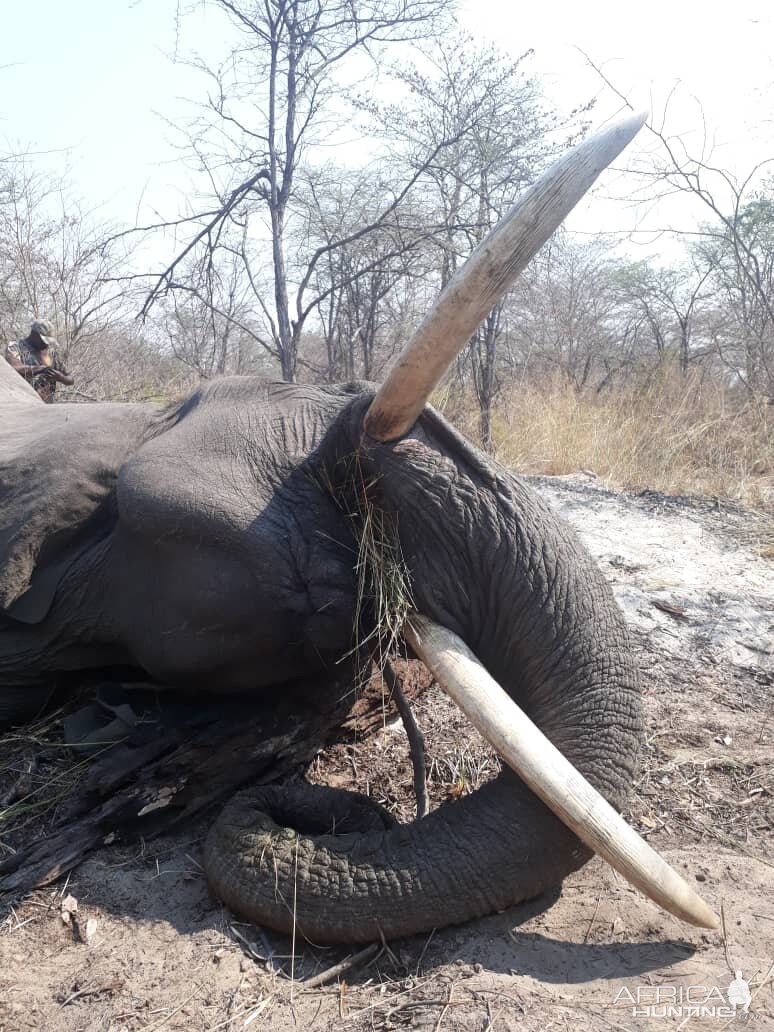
top-left (205, 764), bottom-right (585, 942)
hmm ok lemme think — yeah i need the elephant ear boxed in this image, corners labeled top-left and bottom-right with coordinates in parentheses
top-left (0, 391), bottom-right (156, 622)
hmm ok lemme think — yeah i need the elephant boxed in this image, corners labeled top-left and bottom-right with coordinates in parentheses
top-left (0, 113), bottom-right (717, 943)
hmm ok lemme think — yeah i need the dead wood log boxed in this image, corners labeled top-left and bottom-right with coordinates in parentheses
top-left (0, 659), bottom-right (430, 897)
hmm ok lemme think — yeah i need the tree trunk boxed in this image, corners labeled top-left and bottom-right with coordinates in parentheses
top-left (272, 206), bottom-right (295, 382)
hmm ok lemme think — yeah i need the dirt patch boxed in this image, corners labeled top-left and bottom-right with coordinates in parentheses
top-left (1, 475), bottom-right (772, 1030)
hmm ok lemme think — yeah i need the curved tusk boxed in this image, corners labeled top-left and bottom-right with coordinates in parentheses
top-left (405, 614), bottom-right (719, 929)
top-left (364, 110), bottom-right (648, 443)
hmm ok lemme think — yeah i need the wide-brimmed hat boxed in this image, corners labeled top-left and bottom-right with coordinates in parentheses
top-left (30, 319), bottom-right (57, 347)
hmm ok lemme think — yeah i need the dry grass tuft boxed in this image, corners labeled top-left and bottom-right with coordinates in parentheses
top-left (0, 706), bottom-right (87, 860)
top-left (348, 464), bottom-right (414, 670)
top-left (444, 369), bottom-right (774, 511)
top-left (314, 453), bottom-right (414, 679)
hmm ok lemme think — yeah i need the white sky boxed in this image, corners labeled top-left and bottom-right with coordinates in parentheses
top-left (2, 0), bottom-right (773, 248)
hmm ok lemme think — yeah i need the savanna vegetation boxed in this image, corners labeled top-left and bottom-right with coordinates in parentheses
top-left (2, 0), bottom-right (772, 508)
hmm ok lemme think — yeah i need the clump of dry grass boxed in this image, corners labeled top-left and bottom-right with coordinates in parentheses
top-left (313, 453), bottom-right (414, 678)
top-left (0, 706), bottom-right (86, 859)
top-left (448, 369), bottom-right (774, 510)
top-left (348, 461), bottom-right (414, 670)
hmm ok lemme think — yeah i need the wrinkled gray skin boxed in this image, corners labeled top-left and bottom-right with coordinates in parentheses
top-left (0, 359), bottom-right (640, 942)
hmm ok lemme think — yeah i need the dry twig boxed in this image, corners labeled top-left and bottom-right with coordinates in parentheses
top-left (301, 944), bottom-right (382, 989)
top-left (383, 660), bottom-right (429, 819)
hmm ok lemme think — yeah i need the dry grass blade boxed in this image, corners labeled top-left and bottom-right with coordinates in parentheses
top-left (311, 453), bottom-right (415, 690)
top-left (348, 462), bottom-right (414, 673)
top-left (435, 983), bottom-right (454, 1031)
top-left (243, 995), bottom-right (274, 1027)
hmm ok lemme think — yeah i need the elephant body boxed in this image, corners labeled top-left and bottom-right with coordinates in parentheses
top-left (2, 374), bottom-right (360, 694)
top-left (0, 356), bottom-right (641, 939)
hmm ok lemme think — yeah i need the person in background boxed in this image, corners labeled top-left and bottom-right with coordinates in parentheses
top-left (4, 319), bottom-right (74, 402)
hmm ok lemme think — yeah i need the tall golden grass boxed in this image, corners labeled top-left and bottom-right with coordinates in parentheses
top-left (443, 368), bottom-right (774, 511)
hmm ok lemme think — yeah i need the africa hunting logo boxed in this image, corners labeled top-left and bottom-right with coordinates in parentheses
top-left (613, 971), bottom-right (752, 1020)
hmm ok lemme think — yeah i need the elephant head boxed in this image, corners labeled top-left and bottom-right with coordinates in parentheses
top-left (0, 113), bottom-right (717, 941)
top-left (202, 112), bottom-right (717, 939)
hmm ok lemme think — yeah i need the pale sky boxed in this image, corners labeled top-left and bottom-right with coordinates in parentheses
top-left (2, 0), bottom-right (773, 249)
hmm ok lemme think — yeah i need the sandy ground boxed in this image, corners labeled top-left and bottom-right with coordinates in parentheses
top-left (0, 474), bottom-right (772, 1031)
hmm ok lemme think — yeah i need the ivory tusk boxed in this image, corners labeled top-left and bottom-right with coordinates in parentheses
top-left (405, 614), bottom-right (719, 929)
top-left (364, 111), bottom-right (648, 443)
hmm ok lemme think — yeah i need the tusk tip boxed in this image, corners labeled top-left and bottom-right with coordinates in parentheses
top-left (407, 615), bottom-right (725, 935)
top-left (694, 903), bottom-right (721, 930)
top-left (675, 885), bottom-right (719, 930)
top-left (659, 886), bottom-right (719, 930)
top-left (608, 108), bottom-right (649, 143)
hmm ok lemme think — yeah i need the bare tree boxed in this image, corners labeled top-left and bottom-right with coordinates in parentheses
top-left (369, 34), bottom-right (588, 447)
top-left (155, 244), bottom-right (278, 378)
top-left (142, 0), bottom-right (453, 381)
top-left (0, 155), bottom-right (137, 383)
top-left (502, 234), bottom-right (632, 391)
top-left (584, 57), bottom-right (774, 400)
top-left (692, 192), bottom-right (774, 396)
top-left (301, 166), bottom-right (435, 381)
top-left (615, 259), bottom-right (713, 375)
